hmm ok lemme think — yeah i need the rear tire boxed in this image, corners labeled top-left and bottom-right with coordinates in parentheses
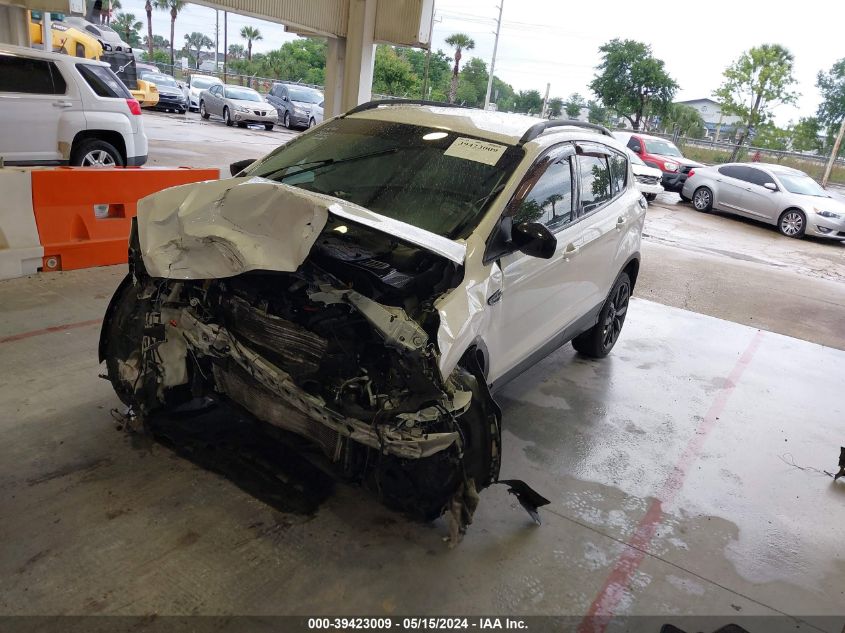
top-left (778, 209), bottom-right (806, 238)
top-left (572, 272), bottom-right (631, 359)
top-left (199, 101), bottom-right (210, 119)
top-left (70, 139), bottom-right (124, 167)
top-left (692, 186), bottom-right (713, 212)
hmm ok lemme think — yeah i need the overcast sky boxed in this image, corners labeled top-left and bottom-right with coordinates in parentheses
top-left (118, 0), bottom-right (840, 125)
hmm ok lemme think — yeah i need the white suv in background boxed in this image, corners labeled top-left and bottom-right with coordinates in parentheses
top-left (0, 44), bottom-right (148, 167)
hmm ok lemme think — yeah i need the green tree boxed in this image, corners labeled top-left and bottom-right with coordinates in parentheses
top-left (154, 0), bottom-right (185, 69)
top-left (587, 100), bottom-right (610, 126)
top-left (240, 25), bottom-right (262, 61)
top-left (445, 33), bottom-right (474, 104)
top-left (547, 97), bottom-right (563, 118)
top-left (398, 47), bottom-right (451, 100)
top-left (144, 34), bottom-right (169, 51)
top-left (713, 44), bottom-right (799, 159)
top-left (257, 39), bottom-right (326, 84)
top-left (184, 32), bottom-right (213, 69)
top-left (564, 93), bottom-right (584, 119)
top-left (589, 39), bottom-right (678, 130)
top-left (790, 117), bottom-right (823, 152)
top-left (753, 123), bottom-right (791, 150)
top-left (141, 49), bottom-right (169, 65)
top-left (492, 77), bottom-right (516, 112)
top-left (112, 12), bottom-right (141, 47)
top-left (228, 43), bottom-right (245, 60)
top-left (660, 103), bottom-right (705, 138)
top-left (373, 45), bottom-right (418, 97)
top-left (458, 57), bottom-right (488, 106)
top-left (514, 89), bottom-right (542, 114)
top-left (816, 58), bottom-right (845, 157)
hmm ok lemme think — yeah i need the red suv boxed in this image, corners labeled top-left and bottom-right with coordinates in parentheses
top-left (613, 132), bottom-right (702, 198)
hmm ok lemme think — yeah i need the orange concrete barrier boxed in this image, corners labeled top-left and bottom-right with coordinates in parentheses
top-left (30, 167), bottom-right (218, 271)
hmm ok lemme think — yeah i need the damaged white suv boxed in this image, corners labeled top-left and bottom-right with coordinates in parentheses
top-left (100, 101), bottom-right (645, 530)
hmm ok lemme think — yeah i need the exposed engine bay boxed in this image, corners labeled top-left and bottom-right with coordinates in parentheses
top-left (100, 179), bottom-right (547, 540)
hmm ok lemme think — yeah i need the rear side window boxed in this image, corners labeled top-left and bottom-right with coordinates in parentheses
top-left (578, 155), bottom-right (613, 213)
top-left (0, 54), bottom-right (66, 94)
top-left (717, 165), bottom-right (748, 180)
top-left (76, 63), bottom-right (131, 98)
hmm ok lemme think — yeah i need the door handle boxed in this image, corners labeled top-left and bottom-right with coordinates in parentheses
top-left (53, 101), bottom-right (73, 108)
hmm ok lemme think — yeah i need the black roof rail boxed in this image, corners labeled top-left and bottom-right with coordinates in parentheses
top-left (519, 119), bottom-right (614, 145)
top-left (343, 99), bottom-right (471, 116)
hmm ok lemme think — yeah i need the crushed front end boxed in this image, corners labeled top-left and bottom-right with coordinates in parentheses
top-left (100, 180), bottom-right (502, 531)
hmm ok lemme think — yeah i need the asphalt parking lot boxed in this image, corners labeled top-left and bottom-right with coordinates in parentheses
top-left (1, 110), bottom-right (843, 627)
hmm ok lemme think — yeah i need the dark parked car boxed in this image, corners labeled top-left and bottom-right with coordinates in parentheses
top-left (266, 82), bottom-right (324, 129)
top-left (139, 72), bottom-right (187, 114)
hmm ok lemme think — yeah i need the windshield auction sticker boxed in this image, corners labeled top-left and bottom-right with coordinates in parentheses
top-left (443, 137), bottom-right (506, 166)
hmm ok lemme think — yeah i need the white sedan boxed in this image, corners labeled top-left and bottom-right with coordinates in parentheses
top-left (627, 148), bottom-right (664, 201)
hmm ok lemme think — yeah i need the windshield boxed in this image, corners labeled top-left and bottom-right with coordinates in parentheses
top-left (226, 87), bottom-right (262, 102)
top-left (244, 118), bottom-right (524, 239)
top-left (625, 149), bottom-right (646, 166)
top-left (288, 87), bottom-right (323, 104)
top-left (777, 173), bottom-right (829, 197)
top-left (143, 73), bottom-right (177, 87)
top-left (644, 138), bottom-right (682, 157)
top-left (191, 77), bottom-right (218, 89)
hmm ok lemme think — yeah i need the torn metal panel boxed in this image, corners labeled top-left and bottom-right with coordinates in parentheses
top-left (435, 260), bottom-right (503, 378)
top-left (137, 177), bottom-right (466, 280)
top-left (138, 178), bottom-right (331, 279)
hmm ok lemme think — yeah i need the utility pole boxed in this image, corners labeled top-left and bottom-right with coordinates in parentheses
top-left (223, 11), bottom-right (228, 83)
top-left (422, 11), bottom-right (441, 100)
top-left (483, 0), bottom-right (504, 110)
top-left (541, 82), bottom-right (550, 118)
top-left (821, 117), bottom-right (845, 189)
top-left (214, 9), bottom-right (219, 75)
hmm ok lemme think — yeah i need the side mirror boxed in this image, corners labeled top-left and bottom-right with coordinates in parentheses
top-left (282, 95), bottom-right (289, 101)
top-left (764, 182), bottom-right (778, 191)
top-left (511, 222), bottom-right (557, 259)
top-left (230, 158), bottom-right (257, 177)
top-left (631, 144), bottom-right (642, 153)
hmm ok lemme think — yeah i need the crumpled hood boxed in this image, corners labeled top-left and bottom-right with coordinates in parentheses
top-left (136, 177), bottom-right (466, 280)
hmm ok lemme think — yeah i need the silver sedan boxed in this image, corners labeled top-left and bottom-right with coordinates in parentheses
top-left (681, 162), bottom-right (845, 240)
top-left (199, 84), bottom-right (277, 130)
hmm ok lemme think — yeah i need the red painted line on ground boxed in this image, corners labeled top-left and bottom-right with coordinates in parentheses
top-left (0, 318), bottom-right (102, 345)
top-left (578, 330), bottom-right (766, 633)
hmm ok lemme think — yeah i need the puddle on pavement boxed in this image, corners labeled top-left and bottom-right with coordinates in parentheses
top-left (140, 401), bottom-right (336, 516)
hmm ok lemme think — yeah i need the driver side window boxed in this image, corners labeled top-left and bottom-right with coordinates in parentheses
top-left (513, 154), bottom-right (574, 232)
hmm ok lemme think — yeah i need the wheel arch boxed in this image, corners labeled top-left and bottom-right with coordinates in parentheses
top-left (71, 130), bottom-right (127, 163)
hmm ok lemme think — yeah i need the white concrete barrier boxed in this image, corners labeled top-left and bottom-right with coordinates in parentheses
top-left (0, 169), bottom-right (43, 280)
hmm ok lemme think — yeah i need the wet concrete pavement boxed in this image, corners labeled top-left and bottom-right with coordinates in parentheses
top-left (1, 266), bottom-right (843, 625)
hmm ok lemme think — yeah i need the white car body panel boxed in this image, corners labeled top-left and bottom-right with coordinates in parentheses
top-left (631, 163), bottom-right (664, 196)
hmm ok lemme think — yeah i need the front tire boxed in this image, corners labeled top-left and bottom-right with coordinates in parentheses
top-left (224, 107), bottom-right (234, 127)
top-left (199, 101), bottom-right (210, 119)
top-left (71, 139), bottom-right (124, 167)
top-left (308, 117), bottom-right (316, 128)
top-left (572, 272), bottom-right (631, 359)
top-left (283, 111), bottom-right (291, 129)
top-left (692, 186), bottom-right (713, 212)
top-left (264, 123), bottom-right (274, 131)
top-left (644, 193), bottom-right (656, 202)
top-left (778, 209), bottom-right (806, 238)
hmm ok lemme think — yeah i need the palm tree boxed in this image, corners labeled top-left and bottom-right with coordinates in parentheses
top-left (184, 32), bottom-right (214, 69)
top-left (445, 33), bottom-right (474, 104)
top-left (112, 12), bottom-right (142, 47)
top-left (240, 26), bottom-right (262, 61)
top-left (144, 0), bottom-right (154, 62)
top-left (154, 0), bottom-right (185, 69)
top-left (228, 43), bottom-right (245, 60)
